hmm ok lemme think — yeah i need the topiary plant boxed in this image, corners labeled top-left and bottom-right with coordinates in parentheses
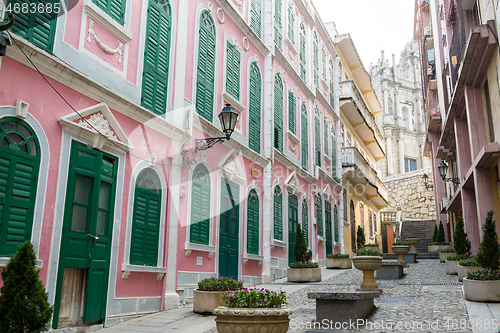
top-left (453, 216), bottom-right (471, 256)
top-left (356, 225), bottom-right (365, 251)
top-left (432, 224), bottom-right (438, 243)
top-left (294, 223), bottom-right (312, 264)
top-left (437, 221), bottom-right (446, 243)
top-left (0, 241), bottom-right (53, 333)
top-left (476, 210), bottom-right (500, 270)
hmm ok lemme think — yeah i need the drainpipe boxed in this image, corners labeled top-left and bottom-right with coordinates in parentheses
top-left (262, 0), bottom-right (273, 283)
top-left (334, 55), bottom-right (344, 254)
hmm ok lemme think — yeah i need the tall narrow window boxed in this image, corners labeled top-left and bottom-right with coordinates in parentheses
top-left (92, 0), bottom-right (126, 24)
top-left (299, 23), bottom-right (306, 82)
top-left (360, 202), bottom-right (364, 230)
top-left (0, 118), bottom-right (40, 257)
top-left (324, 118), bottom-right (329, 155)
top-left (302, 199), bottom-right (308, 247)
top-left (314, 107), bottom-right (321, 167)
top-left (226, 43), bottom-right (241, 100)
top-left (329, 59), bottom-right (335, 109)
top-left (373, 213), bottom-right (377, 234)
top-left (250, 0), bottom-right (261, 38)
top-left (322, 46), bottom-right (327, 80)
top-left (273, 186), bottom-right (283, 241)
top-left (369, 210), bottom-right (373, 238)
top-left (316, 194), bottom-right (323, 236)
top-left (274, 74), bottom-right (284, 152)
top-left (274, 0), bottom-right (282, 50)
top-left (141, 0), bottom-right (172, 116)
top-left (313, 31), bottom-right (319, 87)
top-left (196, 11), bottom-right (216, 121)
top-left (8, 0), bottom-right (58, 52)
top-left (301, 103), bottom-right (308, 171)
top-left (287, 4), bottom-right (294, 43)
top-left (249, 62), bottom-right (261, 153)
top-left (130, 169), bottom-right (162, 266)
top-left (331, 124), bottom-right (336, 177)
top-left (484, 80), bottom-right (495, 142)
top-left (288, 91), bottom-right (296, 134)
top-left (190, 164), bottom-right (211, 245)
top-left (247, 189), bottom-right (259, 255)
top-left (334, 204), bottom-right (339, 243)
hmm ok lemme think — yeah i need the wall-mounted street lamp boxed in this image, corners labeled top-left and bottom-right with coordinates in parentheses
top-left (437, 161), bottom-right (460, 184)
top-left (421, 173), bottom-right (433, 190)
top-left (0, 14), bottom-right (14, 57)
top-left (195, 103), bottom-right (239, 152)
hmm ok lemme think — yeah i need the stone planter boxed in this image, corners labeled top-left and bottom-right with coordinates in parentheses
top-left (213, 306), bottom-right (292, 333)
top-left (193, 289), bottom-right (224, 314)
top-left (439, 252), bottom-right (456, 263)
top-left (428, 244), bottom-right (451, 253)
top-left (326, 258), bottom-right (352, 269)
top-left (352, 256), bottom-right (382, 291)
top-left (392, 245), bottom-right (410, 266)
top-left (463, 278), bottom-right (500, 302)
top-left (406, 238), bottom-right (419, 252)
top-left (457, 265), bottom-right (482, 282)
top-left (364, 246), bottom-right (380, 252)
top-left (445, 260), bottom-right (459, 275)
top-left (287, 267), bottom-right (321, 282)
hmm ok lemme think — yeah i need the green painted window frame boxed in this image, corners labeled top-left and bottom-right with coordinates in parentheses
top-left (334, 204), bottom-right (339, 243)
top-left (288, 91), bottom-right (296, 134)
top-left (313, 31), bottom-right (319, 87)
top-left (301, 103), bottom-right (308, 171)
top-left (322, 46), bottom-right (327, 80)
top-left (274, 74), bottom-right (284, 153)
top-left (141, 0), bottom-right (172, 116)
top-left (331, 124), bottom-right (336, 177)
top-left (246, 189), bottom-right (259, 255)
top-left (301, 199), bottom-right (308, 247)
top-left (92, 0), bottom-right (126, 25)
top-left (190, 164), bottom-right (211, 245)
top-left (299, 23), bottom-right (306, 83)
top-left (250, 0), bottom-right (261, 38)
top-left (316, 194), bottom-right (323, 237)
top-left (273, 186), bottom-right (283, 241)
top-left (249, 62), bottom-right (261, 153)
top-left (329, 59), bottom-right (335, 109)
top-left (324, 118), bottom-right (329, 155)
top-left (287, 4), bottom-right (294, 44)
top-left (314, 107), bottom-right (321, 167)
top-left (274, 0), bottom-right (282, 50)
top-left (196, 10), bottom-right (217, 122)
top-left (226, 42), bottom-right (241, 100)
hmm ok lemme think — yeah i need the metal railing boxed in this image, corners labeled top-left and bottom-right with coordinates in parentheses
top-left (341, 146), bottom-right (377, 186)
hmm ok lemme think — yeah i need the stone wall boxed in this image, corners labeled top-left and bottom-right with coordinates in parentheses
top-left (383, 169), bottom-right (436, 220)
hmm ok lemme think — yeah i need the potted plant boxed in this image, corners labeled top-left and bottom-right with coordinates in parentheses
top-left (352, 248), bottom-right (382, 291)
top-left (458, 256), bottom-right (481, 282)
top-left (464, 210), bottom-right (500, 302)
top-left (445, 217), bottom-right (471, 275)
top-left (392, 241), bottom-right (410, 266)
top-left (428, 221), bottom-right (451, 253)
top-left (326, 254), bottom-right (352, 269)
top-left (445, 254), bottom-right (469, 275)
top-left (193, 276), bottom-right (243, 314)
top-left (356, 225), bottom-right (365, 251)
top-left (439, 248), bottom-right (456, 263)
top-left (406, 235), bottom-right (419, 252)
top-left (364, 243), bottom-right (380, 252)
top-left (287, 224), bottom-right (321, 282)
top-left (213, 288), bottom-right (291, 333)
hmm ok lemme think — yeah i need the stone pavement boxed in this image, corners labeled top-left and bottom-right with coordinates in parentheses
top-left (96, 260), bottom-right (500, 333)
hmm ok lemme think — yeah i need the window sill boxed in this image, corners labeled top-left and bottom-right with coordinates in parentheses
top-left (84, 0), bottom-right (132, 43)
top-left (286, 38), bottom-right (297, 55)
top-left (271, 239), bottom-right (287, 251)
top-left (222, 91), bottom-right (245, 113)
top-left (287, 129), bottom-right (300, 144)
top-left (121, 264), bottom-right (166, 280)
top-left (184, 242), bottom-right (216, 258)
top-left (324, 154), bottom-right (331, 164)
top-left (321, 78), bottom-right (329, 91)
top-left (244, 253), bottom-right (263, 264)
top-left (317, 236), bottom-right (325, 242)
top-left (0, 257), bottom-right (42, 268)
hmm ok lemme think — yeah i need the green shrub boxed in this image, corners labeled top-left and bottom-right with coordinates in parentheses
top-left (222, 288), bottom-right (287, 308)
top-left (290, 262), bottom-right (319, 269)
top-left (459, 257), bottom-right (480, 266)
top-left (437, 221), bottom-right (446, 243)
top-left (453, 217), bottom-right (471, 256)
top-left (440, 248), bottom-right (456, 253)
top-left (407, 235), bottom-right (418, 239)
top-left (356, 248), bottom-right (380, 256)
top-left (393, 241), bottom-right (408, 246)
top-left (294, 223), bottom-right (312, 264)
top-left (432, 224), bottom-right (439, 242)
top-left (467, 269), bottom-right (500, 281)
top-left (476, 210), bottom-right (500, 270)
top-left (430, 242), bottom-right (450, 246)
top-left (198, 276), bottom-right (243, 291)
top-left (364, 243), bottom-right (378, 247)
top-left (0, 241), bottom-right (53, 333)
top-left (356, 225), bottom-right (365, 251)
top-left (446, 254), bottom-right (469, 261)
top-left (326, 254), bottom-right (349, 259)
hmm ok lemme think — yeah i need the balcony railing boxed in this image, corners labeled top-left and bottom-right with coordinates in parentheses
top-left (341, 146), bottom-right (377, 186)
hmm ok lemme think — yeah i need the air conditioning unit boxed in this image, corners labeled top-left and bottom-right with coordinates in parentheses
top-left (440, 197), bottom-right (450, 213)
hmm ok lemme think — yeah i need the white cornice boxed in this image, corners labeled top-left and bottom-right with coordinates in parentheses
top-left (315, 87), bottom-right (338, 121)
top-left (274, 46), bottom-right (315, 100)
top-left (295, 0), bottom-right (314, 28)
top-left (273, 150), bottom-right (316, 184)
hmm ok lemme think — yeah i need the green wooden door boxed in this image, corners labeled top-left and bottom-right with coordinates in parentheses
top-left (288, 194), bottom-right (298, 266)
top-left (219, 179), bottom-right (239, 279)
top-left (53, 142), bottom-right (117, 327)
top-left (325, 201), bottom-right (333, 255)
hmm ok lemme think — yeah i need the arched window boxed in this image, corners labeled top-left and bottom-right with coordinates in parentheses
top-left (274, 74), bottom-right (284, 152)
top-left (301, 103), bottom-right (308, 170)
top-left (316, 194), bottom-right (323, 236)
top-left (301, 199), bottom-right (308, 247)
top-left (141, 0), bottom-right (172, 116)
top-left (226, 42), bottom-right (241, 100)
top-left (288, 91), bottom-right (296, 134)
top-left (334, 204), bottom-right (339, 243)
top-left (331, 124), bottom-right (336, 177)
top-left (287, 3), bottom-right (294, 44)
top-left (273, 186), bottom-right (283, 241)
top-left (325, 201), bottom-right (332, 254)
top-left (196, 11), bottom-right (216, 121)
top-left (130, 169), bottom-right (162, 266)
top-left (249, 62), bottom-right (261, 153)
top-left (350, 200), bottom-right (355, 252)
top-left (324, 118), bottom-right (329, 155)
top-left (190, 164), bottom-right (211, 245)
top-left (250, 0), bottom-right (261, 38)
top-left (0, 117), bottom-right (40, 257)
top-left (247, 189), bottom-right (259, 255)
top-left (314, 106), bottom-right (321, 167)
top-left (360, 202), bottom-right (365, 230)
top-left (274, 0), bottom-right (282, 50)
top-left (299, 23), bottom-right (306, 82)
top-left (313, 31), bottom-right (319, 86)
top-left (369, 209), bottom-right (373, 238)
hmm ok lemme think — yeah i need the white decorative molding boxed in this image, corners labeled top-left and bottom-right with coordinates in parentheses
top-left (323, 184), bottom-right (333, 201)
top-left (83, 0), bottom-right (132, 43)
top-left (15, 99), bottom-right (29, 119)
top-left (217, 7), bottom-right (225, 23)
top-left (288, 138), bottom-right (297, 152)
top-left (218, 149), bottom-right (245, 184)
top-left (184, 242), bottom-right (216, 256)
top-left (288, 130), bottom-right (299, 144)
top-left (243, 253), bottom-right (264, 264)
top-left (232, 0), bottom-right (242, 7)
top-left (242, 36), bottom-right (250, 51)
top-left (121, 264), bottom-right (167, 280)
top-left (284, 171), bottom-right (302, 196)
top-left (87, 20), bottom-right (123, 64)
top-left (222, 91), bottom-right (245, 112)
top-left (287, 38), bottom-right (297, 56)
top-left (78, 112), bottom-right (117, 140)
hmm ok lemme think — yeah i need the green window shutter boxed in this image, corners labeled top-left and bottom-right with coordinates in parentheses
top-left (299, 24), bottom-right (306, 82)
top-left (334, 204), bottom-right (339, 243)
top-left (301, 104), bottom-right (308, 171)
top-left (316, 194), bottom-right (323, 237)
top-left (313, 32), bottom-right (319, 87)
top-left (324, 118), bottom-right (329, 155)
top-left (8, 0), bottom-right (58, 53)
top-left (287, 5), bottom-right (294, 43)
top-left (314, 108), bottom-right (321, 167)
top-left (250, 0), bottom-right (261, 38)
top-left (247, 189), bottom-right (259, 255)
top-left (249, 62), bottom-right (261, 153)
top-left (301, 200), bottom-right (308, 247)
top-left (329, 59), bottom-right (335, 109)
top-left (92, 0), bottom-right (126, 24)
top-left (322, 47), bottom-right (327, 80)
top-left (273, 186), bottom-right (283, 241)
top-left (0, 118), bottom-right (40, 257)
top-left (190, 164), bottom-right (211, 245)
top-left (196, 11), bottom-right (216, 121)
top-left (226, 43), bottom-right (240, 100)
top-left (331, 125), bottom-right (336, 177)
top-left (288, 91), bottom-right (296, 134)
top-left (141, 0), bottom-right (172, 116)
top-left (274, 74), bottom-right (283, 153)
top-left (274, 0), bottom-right (282, 50)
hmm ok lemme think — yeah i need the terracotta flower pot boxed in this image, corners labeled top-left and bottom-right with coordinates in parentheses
top-left (406, 238), bottom-right (419, 252)
top-left (213, 306), bottom-right (292, 333)
top-left (392, 245), bottom-right (410, 266)
top-left (352, 256), bottom-right (382, 291)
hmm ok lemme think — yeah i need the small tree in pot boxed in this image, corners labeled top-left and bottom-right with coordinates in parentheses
top-left (453, 217), bottom-right (471, 256)
top-left (287, 224), bottom-right (320, 282)
top-left (437, 221), bottom-right (446, 243)
top-left (432, 224), bottom-right (439, 243)
top-left (356, 225), bottom-right (365, 251)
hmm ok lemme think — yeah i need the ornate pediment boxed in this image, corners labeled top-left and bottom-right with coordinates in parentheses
top-left (323, 184), bottom-right (333, 201)
top-left (284, 171), bottom-right (302, 196)
top-left (218, 149), bottom-right (245, 184)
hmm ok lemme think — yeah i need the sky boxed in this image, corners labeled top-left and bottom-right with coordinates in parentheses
top-left (311, 0), bottom-right (416, 69)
